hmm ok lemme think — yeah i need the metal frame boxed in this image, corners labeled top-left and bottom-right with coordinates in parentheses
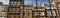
top-left (36, 0), bottom-right (38, 18)
top-left (22, 0), bottom-right (24, 18)
top-left (48, 0), bottom-right (53, 18)
top-left (8, 0), bottom-right (11, 18)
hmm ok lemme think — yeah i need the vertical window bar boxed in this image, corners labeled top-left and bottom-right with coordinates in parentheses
top-left (36, 0), bottom-right (38, 18)
top-left (49, 0), bottom-right (53, 18)
top-left (28, 0), bottom-right (29, 18)
top-left (19, 1), bottom-right (20, 18)
top-left (32, 0), bottom-right (33, 18)
top-left (22, 0), bottom-right (25, 18)
top-left (8, 0), bottom-right (11, 18)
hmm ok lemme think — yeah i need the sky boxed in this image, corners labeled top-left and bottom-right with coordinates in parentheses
top-left (2, 0), bottom-right (9, 5)
top-left (25, 0), bottom-right (53, 7)
top-left (1, 0), bottom-right (52, 6)
top-left (24, 0), bottom-right (51, 7)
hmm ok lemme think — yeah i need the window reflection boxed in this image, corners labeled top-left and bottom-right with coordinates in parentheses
top-left (11, 2), bottom-right (13, 5)
top-left (14, 1), bottom-right (17, 4)
top-left (40, 12), bottom-right (45, 16)
top-left (52, 10), bottom-right (56, 16)
top-left (47, 11), bottom-right (51, 16)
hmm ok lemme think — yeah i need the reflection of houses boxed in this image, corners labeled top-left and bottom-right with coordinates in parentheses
top-left (33, 7), bottom-right (45, 16)
top-left (53, 0), bottom-right (60, 17)
top-left (23, 5), bottom-right (33, 18)
top-left (8, 0), bottom-right (60, 18)
top-left (10, 0), bottom-right (24, 18)
top-left (0, 1), bottom-right (8, 18)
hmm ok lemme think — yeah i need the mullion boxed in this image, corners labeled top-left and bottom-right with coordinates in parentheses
top-left (8, 0), bottom-right (12, 18)
top-left (22, 0), bottom-right (25, 18)
top-left (28, 0), bottom-right (29, 18)
top-left (48, 0), bottom-right (53, 18)
top-left (31, 0), bottom-right (33, 18)
top-left (36, 0), bottom-right (38, 18)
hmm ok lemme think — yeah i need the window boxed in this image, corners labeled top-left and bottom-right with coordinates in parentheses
top-left (47, 10), bottom-right (56, 16)
top-left (34, 12), bottom-right (37, 16)
top-left (13, 2), bottom-right (17, 5)
top-left (45, 7), bottom-right (50, 9)
top-left (28, 9), bottom-right (31, 13)
top-left (40, 12), bottom-right (45, 16)
top-left (47, 11), bottom-right (51, 16)
top-left (52, 10), bottom-right (56, 16)
top-left (0, 17), bottom-right (4, 18)
top-left (51, 7), bottom-right (56, 9)
top-left (11, 2), bottom-right (13, 3)
top-left (0, 6), bottom-right (4, 11)
top-left (17, 2), bottom-right (20, 5)
top-left (0, 12), bottom-right (7, 16)
top-left (11, 2), bottom-right (13, 5)
top-left (13, 3), bottom-right (16, 5)
top-left (14, 1), bottom-right (17, 4)
top-left (22, 9), bottom-right (25, 15)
